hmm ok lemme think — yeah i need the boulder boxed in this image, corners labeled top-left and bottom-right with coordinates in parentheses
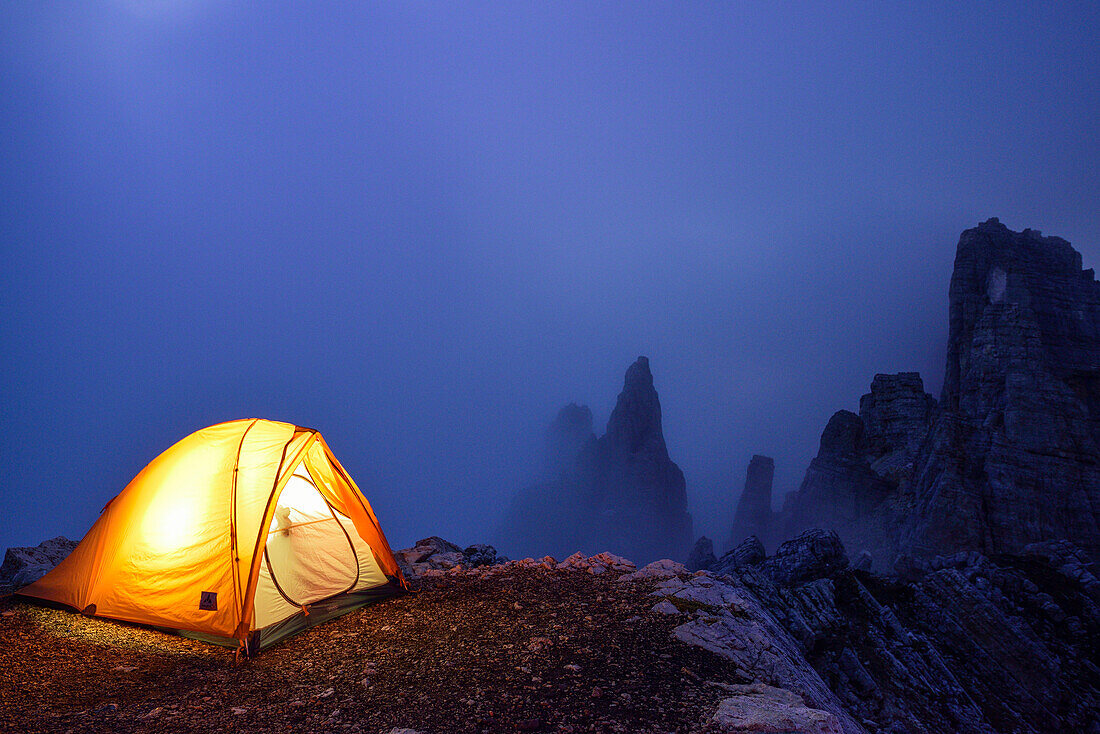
top-left (554, 551), bottom-right (636, 575)
top-left (709, 683), bottom-right (843, 734)
top-left (763, 530), bottom-right (848, 586)
top-left (413, 536), bottom-right (462, 556)
top-left (0, 536), bottom-right (78, 588)
top-left (618, 558), bottom-right (688, 583)
top-left (433, 552), bottom-right (465, 569)
top-left (556, 552), bottom-right (589, 571)
top-left (394, 537), bottom-right (502, 578)
top-left (462, 544), bottom-right (497, 568)
top-left (686, 536), bottom-right (717, 572)
top-left (586, 551), bottom-right (635, 572)
top-left (713, 536), bottom-right (766, 576)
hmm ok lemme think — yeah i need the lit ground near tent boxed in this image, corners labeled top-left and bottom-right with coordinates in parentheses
top-left (0, 567), bottom-right (742, 733)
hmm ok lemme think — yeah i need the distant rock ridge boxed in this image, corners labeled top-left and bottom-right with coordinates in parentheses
top-left (544, 403), bottom-right (595, 476)
top-left (751, 219), bottom-right (1100, 566)
top-left (500, 357), bottom-right (693, 563)
top-left (595, 357), bottom-right (691, 532)
top-left (728, 454), bottom-right (776, 550)
top-left (774, 374), bottom-right (933, 566)
top-left (859, 372), bottom-right (936, 469)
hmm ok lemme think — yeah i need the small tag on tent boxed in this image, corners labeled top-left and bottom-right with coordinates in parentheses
top-left (199, 591), bottom-right (218, 611)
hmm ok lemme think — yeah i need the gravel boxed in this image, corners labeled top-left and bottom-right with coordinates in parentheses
top-left (0, 566), bottom-right (745, 733)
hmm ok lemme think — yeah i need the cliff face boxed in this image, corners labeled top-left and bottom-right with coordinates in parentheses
top-left (749, 220), bottom-right (1100, 567)
top-left (500, 357), bottom-right (693, 563)
top-left (859, 372), bottom-right (937, 474)
top-left (764, 374), bottom-right (935, 566)
top-left (905, 219), bottom-right (1100, 559)
top-left (941, 219), bottom-right (1100, 416)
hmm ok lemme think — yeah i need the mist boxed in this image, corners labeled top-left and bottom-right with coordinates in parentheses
top-left (3, 2), bottom-right (1099, 557)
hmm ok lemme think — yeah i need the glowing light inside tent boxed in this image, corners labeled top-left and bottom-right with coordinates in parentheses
top-left (141, 493), bottom-right (198, 552)
top-left (267, 470), bottom-right (333, 535)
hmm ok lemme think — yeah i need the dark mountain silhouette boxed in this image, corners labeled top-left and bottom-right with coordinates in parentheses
top-left (499, 357), bottom-right (692, 563)
top-left (729, 219), bottom-right (1100, 569)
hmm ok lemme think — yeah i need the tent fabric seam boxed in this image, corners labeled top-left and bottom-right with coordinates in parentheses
top-left (228, 418), bottom-right (261, 633)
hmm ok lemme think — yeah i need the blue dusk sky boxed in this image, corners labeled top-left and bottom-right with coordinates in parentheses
top-left (2, 1), bottom-right (1098, 552)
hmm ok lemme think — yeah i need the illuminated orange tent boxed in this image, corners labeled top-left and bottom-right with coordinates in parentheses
top-left (19, 419), bottom-right (405, 654)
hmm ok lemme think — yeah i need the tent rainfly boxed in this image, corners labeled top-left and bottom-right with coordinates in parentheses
top-left (18, 419), bottom-right (406, 655)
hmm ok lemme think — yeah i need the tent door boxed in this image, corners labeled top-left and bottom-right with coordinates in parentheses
top-left (261, 464), bottom-right (359, 609)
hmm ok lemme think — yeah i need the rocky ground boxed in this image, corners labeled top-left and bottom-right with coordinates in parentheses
top-left (4, 530), bottom-right (1097, 733)
top-left (0, 554), bottom-right (782, 734)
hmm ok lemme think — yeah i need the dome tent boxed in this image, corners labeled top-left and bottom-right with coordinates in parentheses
top-left (18, 419), bottom-right (406, 655)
